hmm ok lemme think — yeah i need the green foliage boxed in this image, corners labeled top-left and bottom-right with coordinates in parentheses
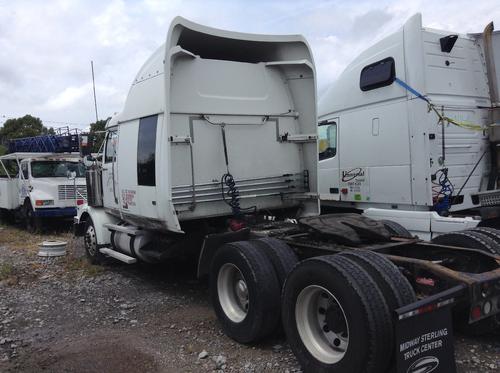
top-left (0, 115), bottom-right (53, 141)
top-left (0, 144), bottom-right (6, 156)
top-left (88, 119), bottom-right (108, 153)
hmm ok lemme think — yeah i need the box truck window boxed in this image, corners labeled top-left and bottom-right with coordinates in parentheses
top-left (104, 130), bottom-right (118, 163)
top-left (318, 121), bottom-right (337, 160)
top-left (31, 161), bottom-right (85, 178)
top-left (137, 115), bottom-right (158, 186)
top-left (360, 57), bottom-right (395, 91)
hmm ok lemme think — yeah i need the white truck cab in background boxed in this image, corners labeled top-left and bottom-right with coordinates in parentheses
top-left (0, 153), bottom-right (86, 230)
top-left (318, 13), bottom-right (500, 239)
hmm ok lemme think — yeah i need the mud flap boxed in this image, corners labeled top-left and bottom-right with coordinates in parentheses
top-left (395, 285), bottom-right (465, 373)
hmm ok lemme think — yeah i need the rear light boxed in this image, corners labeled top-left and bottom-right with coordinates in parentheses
top-left (471, 306), bottom-right (482, 320)
top-left (77, 199), bottom-right (84, 206)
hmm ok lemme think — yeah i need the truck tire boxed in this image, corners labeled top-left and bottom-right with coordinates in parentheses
top-left (84, 217), bottom-right (105, 264)
top-left (210, 241), bottom-right (281, 343)
top-left (469, 227), bottom-right (500, 254)
top-left (282, 254), bottom-right (392, 373)
top-left (339, 250), bottom-right (416, 309)
top-left (463, 231), bottom-right (500, 255)
top-left (379, 219), bottom-right (412, 238)
top-left (431, 231), bottom-right (499, 255)
top-left (251, 237), bottom-right (299, 288)
top-left (432, 231), bottom-right (500, 335)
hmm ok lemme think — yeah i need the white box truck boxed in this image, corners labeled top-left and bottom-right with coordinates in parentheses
top-left (318, 13), bottom-right (500, 240)
top-left (74, 17), bottom-right (500, 372)
top-left (0, 152), bottom-right (86, 231)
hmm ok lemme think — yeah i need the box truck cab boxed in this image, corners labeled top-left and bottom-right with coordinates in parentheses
top-left (318, 13), bottom-right (500, 239)
top-left (0, 153), bottom-right (86, 230)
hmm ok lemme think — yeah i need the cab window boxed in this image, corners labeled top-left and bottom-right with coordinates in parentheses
top-left (104, 130), bottom-right (118, 163)
top-left (360, 57), bottom-right (395, 91)
top-left (318, 121), bottom-right (337, 160)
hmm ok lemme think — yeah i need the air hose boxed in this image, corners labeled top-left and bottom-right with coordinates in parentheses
top-left (218, 124), bottom-right (256, 218)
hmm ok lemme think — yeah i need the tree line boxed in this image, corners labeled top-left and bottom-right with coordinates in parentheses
top-left (0, 115), bottom-right (107, 155)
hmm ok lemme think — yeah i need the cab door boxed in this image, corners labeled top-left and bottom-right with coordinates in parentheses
top-left (18, 160), bottom-right (30, 205)
top-left (318, 118), bottom-right (340, 201)
top-left (102, 128), bottom-right (120, 211)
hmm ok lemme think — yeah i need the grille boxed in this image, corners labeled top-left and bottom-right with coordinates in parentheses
top-left (58, 185), bottom-right (87, 200)
top-left (476, 190), bottom-right (500, 207)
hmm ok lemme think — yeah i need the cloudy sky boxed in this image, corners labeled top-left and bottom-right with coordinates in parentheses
top-left (0, 0), bottom-right (498, 130)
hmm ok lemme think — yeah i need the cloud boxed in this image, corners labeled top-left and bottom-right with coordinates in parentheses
top-left (0, 0), bottom-right (498, 129)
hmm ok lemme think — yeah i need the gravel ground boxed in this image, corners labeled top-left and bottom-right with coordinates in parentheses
top-left (0, 223), bottom-right (499, 372)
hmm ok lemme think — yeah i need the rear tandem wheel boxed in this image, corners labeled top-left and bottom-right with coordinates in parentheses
top-left (282, 254), bottom-right (394, 373)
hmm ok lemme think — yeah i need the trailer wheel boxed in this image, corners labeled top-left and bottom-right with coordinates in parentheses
top-left (379, 219), bottom-right (412, 238)
top-left (84, 217), bottom-right (104, 264)
top-left (432, 231), bottom-right (499, 255)
top-left (282, 255), bottom-right (392, 373)
top-left (251, 237), bottom-right (298, 287)
top-left (210, 241), bottom-right (281, 343)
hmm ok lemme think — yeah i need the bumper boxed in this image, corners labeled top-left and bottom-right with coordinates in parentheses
top-left (34, 207), bottom-right (77, 218)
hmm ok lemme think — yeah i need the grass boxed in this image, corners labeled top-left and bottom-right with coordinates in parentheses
top-left (0, 223), bottom-right (103, 279)
top-left (0, 262), bottom-right (15, 280)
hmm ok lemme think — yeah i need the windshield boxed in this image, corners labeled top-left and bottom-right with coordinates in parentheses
top-left (31, 161), bottom-right (85, 178)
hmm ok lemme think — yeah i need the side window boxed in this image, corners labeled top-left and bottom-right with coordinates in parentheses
top-left (21, 163), bottom-right (29, 179)
top-left (318, 121), bottom-right (337, 160)
top-left (137, 115), bottom-right (158, 186)
top-left (360, 57), bottom-right (395, 91)
top-left (104, 130), bottom-right (118, 163)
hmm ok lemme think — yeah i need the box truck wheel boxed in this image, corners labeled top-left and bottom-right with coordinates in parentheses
top-left (282, 255), bottom-right (392, 373)
top-left (23, 200), bottom-right (42, 233)
top-left (84, 217), bottom-right (105, 264)
top-left (210, 241), bottom-right (281, 343)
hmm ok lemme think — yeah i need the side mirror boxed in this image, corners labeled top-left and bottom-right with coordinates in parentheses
top-left (83, 155), bottom-right (95, 168)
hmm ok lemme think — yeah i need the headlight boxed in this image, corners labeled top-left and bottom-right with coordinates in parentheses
top-left (35, 200), bottom-right (54, 206)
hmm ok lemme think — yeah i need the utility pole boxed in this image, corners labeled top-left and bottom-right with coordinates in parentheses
top-left (91, 60), bottom-right (99, 122)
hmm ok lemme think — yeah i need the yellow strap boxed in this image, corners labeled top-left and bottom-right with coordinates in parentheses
top-left (428, 104), bottom-right (488, 132)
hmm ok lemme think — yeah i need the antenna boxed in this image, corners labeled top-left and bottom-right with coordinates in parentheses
top-left (91, 60), bottom-right (99, 122)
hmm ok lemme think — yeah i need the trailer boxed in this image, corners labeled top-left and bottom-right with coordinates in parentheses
top-left (74, 17), bottom-right (500, 372)
top-left (318, 13), bottom-right (500, 240)
top-left (0, 133), bottom-right (87, 231)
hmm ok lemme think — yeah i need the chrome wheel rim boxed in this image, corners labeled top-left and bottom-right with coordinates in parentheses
top-left (84, 224), bottom-right (97, 256)
top-left (217, 263), bottom-right (249, 323)
top-left (295, 285), bottom-right (349, 364)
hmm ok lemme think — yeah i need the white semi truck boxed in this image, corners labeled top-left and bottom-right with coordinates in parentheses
top-left (74, 17), bottom-right (500, 373)
top-left (0, 152), bottom-right (86, 231)
top-left (318, 13), bottom-right (500, 240)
